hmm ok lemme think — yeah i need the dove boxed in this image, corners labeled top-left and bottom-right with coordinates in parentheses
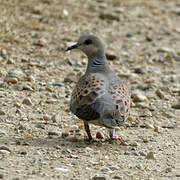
top-left (66, 35), bottom-right (130, 141)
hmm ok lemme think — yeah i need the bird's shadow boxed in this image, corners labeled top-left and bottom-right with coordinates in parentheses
top-left (0, 136), bottom-right (123, 150)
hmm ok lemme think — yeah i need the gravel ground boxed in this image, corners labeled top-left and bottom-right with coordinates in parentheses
top-left (0, 0), bottom-right (180, 179)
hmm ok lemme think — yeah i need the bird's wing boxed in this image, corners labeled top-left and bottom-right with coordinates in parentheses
top-left (70, 73), bottom-right (106, 120)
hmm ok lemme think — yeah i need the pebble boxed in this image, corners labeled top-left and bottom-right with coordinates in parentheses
top-left (106, 51), bottom-right (117, 61)
top-left (0, 146), bottom-right (11, 154)
top-left (0, 110), bottom-right (5, 115)
top-left (7, 69), bottom-right (24, 79)
top-left (156, 89), bottom-right (165, 99)
top-left (52, 81), bottom-right (64, 87)
top-left (124, 151), bottom-right (139, 156)
top-left (64, 73), bottom-right (77, 83)
top-left (85, 147), bottom-right (93, 151)
top-left (48, 131), bottom-right (59, 136)
top-left (67, 136), bottom-right (79, 142)
top-left (157, 47), bottom-right (175, 54)
top-left (22, 98), bottom-right (33, 106)
top-left (0, 49), bottom-right (7, 59)
top-left (101, 167), bottom-right (111, 172)
top-left (92, 176), bottom-right (106, 180)
top-left (99, 12), bottom-right (120, 21)
top-left (0, 173), bottom-right (3, 179)
top-left (62, 9), bottom-right (68, 16)
top-left (4, 76), bottom-right (18, 84)
top-left (113, 175), bottom-right (123, 179)
top-left (154, 125), bottom-right (163, 133)
top-left (7, 58), bottom-right (14, 64)
top-left (96, 132), bottom-right (104, 139)
top-left (171, 103), bottom-right (180, 109)
top-left (43, 115), bottom-right (51, 121)
top-left (131, 90), bottom-right (148, 102)
top-left (61, 131), bottom-right (69, 138)
top-left (23, 84), bottom-right (33, 91)
top-left (135, 102), bottom-right (149, 108)
top-left (34, 38), bottom-right (47, 47)
top-left (146, 151), bottom-right (155, 160)
top-left (51, 115), bottom-right (57, 123)
top-left (145, 123), bottom-right (154, 129)
top-left (134, 67), bottom-right (147, 74)
top-left (54, 168), bottom-right (69, 173)
top-left (0, 130), bottom-right (6, 136)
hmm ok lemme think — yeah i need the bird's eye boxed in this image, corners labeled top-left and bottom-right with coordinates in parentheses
top-left (84, 39), bottom-right (92, 45)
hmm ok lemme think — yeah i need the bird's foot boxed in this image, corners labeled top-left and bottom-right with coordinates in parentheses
top-left (110, 135), bottom-right (124, 142)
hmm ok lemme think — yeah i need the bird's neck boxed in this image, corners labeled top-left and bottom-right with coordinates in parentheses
top-left (86, 54), bottom-right (111, 73)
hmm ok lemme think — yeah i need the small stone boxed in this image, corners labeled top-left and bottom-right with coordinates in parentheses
top-left (0, 49), bottom-right (7, 59)
top-left (126, 33), bottom-right (132, 38)
top-left (99, 12), bottom-right (120, 21)
top-left (7, 58), bottom-right (14, 64)
top-left (0, 130), bottom-right (6, 136)
top-left (127, 116), bottom-right (136, 122)
top-left (106, 51), bottom-right (117, 61)
top-left (0, 110), bottom-right (5, 115)
top-left (67, 136), bottom-right (79, 142)
top-left (154, 125), bottom-right (163, 133)
top-left (71, 160), bottom-right (78, 165)
top-left (34, 38), bottom-right (47, 47)
top-left (61, 131), bottom-right (69, 138)
top-left (13, 103), bottom-right (21, 108)
top-left (36, 123), bottom-right (45, 129)
top-left (135, 102), bottom-right (149, 108)
top-left (52, 81), bottom-right (64, 87)
top-left (101, 167), bottom-right (111, 172)
top-left (114, 7), bottom-right (124, 13)
top-left (4, 76), bottom-right (18, 84)
top-left (20, 151), bottom-right (27, 155)
top-left (146, 151), bottom-right (155, 160)
top-left (63, 9), bottom-right (69, 16)
top-left (23, 84), bottom-right (33, 91)
top-left (64, 73), bottom-right (77, 83)
top-left (134, 67), bottom-right (147, 74)
top-left (139, 151), bottom-right (146, 156)
top-left (26, 75), bottom-right (35, 82)
top-left (131, 90), bottom-right (148, 102)
top-left (85, 147), bottom-right (93, 151)
top-left (92, 176), bottom-right (106, 180)
top-left (172, 103), bottom-right (180, 109)
top-left (22, 98), bottom-right (33, 106)
top-left (0, 173), bottom-right (3, 179)
top-left (96, 132), bottom-right (104, 139)
top-left (51, 115), bottom-right (57, 123)
top-left (124, 151), bottom-right (139, 156)
top-left (48, 131), bottom-right (59, 136)
top-left (54, 168), bottom-right (69, 173)
top-left (43, 114), bottom-right (51, 121)
top-left (156, 89), bottom-right (165, 99)
top-left (157, 47), bottom-right (175, 54)
top-left (145, 123), bottom-right (154, 129)
top-left (0, 146), bottom-right (11, 153)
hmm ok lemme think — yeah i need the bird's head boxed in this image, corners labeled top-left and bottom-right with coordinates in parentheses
top-left (66, 34), bottom-right (105, 59)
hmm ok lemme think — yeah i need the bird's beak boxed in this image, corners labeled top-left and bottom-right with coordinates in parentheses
top-left (66, 43), bottom-right (80, 51)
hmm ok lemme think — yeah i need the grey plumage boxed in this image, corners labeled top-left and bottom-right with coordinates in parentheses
top-left (67, 34), bottom-right (130, 141)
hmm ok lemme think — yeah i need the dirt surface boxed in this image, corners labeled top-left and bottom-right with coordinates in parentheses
top-left (0, 0), bottom-right (180, 179)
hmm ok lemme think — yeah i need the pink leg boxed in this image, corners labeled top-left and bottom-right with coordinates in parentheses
top-left (109, 129), bottom-right (124, 142)
top-left (84, 122), bottom-right (93, 141)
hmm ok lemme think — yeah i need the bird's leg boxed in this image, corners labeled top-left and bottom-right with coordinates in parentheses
top-left (84, 121), bottom-right (93, 141)
top-left (109, 129), bottom-right (124, 142)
